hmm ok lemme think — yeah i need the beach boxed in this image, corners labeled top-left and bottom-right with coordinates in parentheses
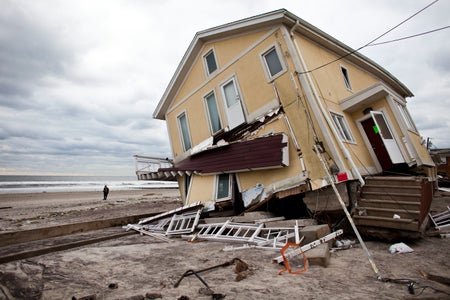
top-left (1, 189), bottom-right (450, 299)
top-left (0, 189), bottom-right (182, 232)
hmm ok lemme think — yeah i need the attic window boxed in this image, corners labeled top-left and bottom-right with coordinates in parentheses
top-left (262, 46), bottom-right (284, 79)
top-left (341, 66), bottom-right (352, 90)
top-left (331, 112), bottom-right (354, 142)
top-left (204, 49), bottom-right (218, 75)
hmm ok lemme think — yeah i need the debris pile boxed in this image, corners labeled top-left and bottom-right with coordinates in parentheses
top-left (124, 202), bottom-right (344, 271)
top-left (428, 206), bottom-right (450, 238)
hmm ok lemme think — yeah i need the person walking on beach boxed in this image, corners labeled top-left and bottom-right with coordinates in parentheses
top-left (103, 185), bottom-right (109, 200)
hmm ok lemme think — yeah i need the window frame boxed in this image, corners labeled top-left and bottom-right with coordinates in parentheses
top-left (340, 65), bottom-right (352, 90)
top-left (203, 48), bottom-right (218, 76)
top-left (215, 173), bottom-right (231, 201)
top-left (260, 45), bottom-right (286, 81)
top-left (177, 111), bottom-right (192, 152)
top-left (396, 102), bottom-right (417, 132)
top-left (203, 90), bottom-right (223, 135)
top-left (330, 111), bottom-right (355, 143)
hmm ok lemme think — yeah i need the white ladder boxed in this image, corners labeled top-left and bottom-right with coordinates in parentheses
top-left (197, 221), bottom-right (264, 243)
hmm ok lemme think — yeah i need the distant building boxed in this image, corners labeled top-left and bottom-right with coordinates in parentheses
top-left (430, 149), bottom-right (450, 177)
top-left (142, 9), bottom-right (435, 218)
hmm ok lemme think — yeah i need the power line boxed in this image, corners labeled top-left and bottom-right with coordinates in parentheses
top-left (298, 0), bottom-right (439, 74)
top-left (368, 25), bottom-right (450, 46)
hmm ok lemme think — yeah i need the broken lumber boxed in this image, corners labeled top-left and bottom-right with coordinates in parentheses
top-left (272, 229), bottom-right (343, 264)
top-left (138, 201), bottom-right (203, 225)
top-left (420, 271), bottom-right (450, 287)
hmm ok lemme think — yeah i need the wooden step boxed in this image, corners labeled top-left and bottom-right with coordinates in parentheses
top-left (364, 176), bottom-right (423, 187)
top-left (353, 215), bottom-right (419, 232)
top-left (361, 191), bottom-right (421, 202)
top-left (355, 207), bottom-right (420, 219)
top-left (362, 184), bottom-right (421, 194)
top-left (357, 199), bottom-right (420, 210)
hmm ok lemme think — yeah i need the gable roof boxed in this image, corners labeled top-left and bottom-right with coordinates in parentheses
top-left (153, 8), bottom-right (413, 120)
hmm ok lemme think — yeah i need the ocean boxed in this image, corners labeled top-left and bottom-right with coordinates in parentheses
top-left (0, 175), bottom-right (178, 194)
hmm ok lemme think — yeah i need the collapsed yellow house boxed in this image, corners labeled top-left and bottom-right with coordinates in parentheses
top-left (137, 9), bottom-right (436, 236)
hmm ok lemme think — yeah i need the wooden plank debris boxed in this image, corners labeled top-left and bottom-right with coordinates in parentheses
top-left (197, 221), bottom-right (264, 243)
top-left (166, 209), bottom-right (202, 235)
top-left (138, 201), bottom-right (203, 225)
top-left (429, 206), bottom-right (450, 231)
top-left (125, 208), bottom-right (202, 238)
top-left (272, 230), bottom-right (343, 264)
top-left (142, 218), bottom-right (171, 232)
top-left (125, 224), bottom-right (172, 242)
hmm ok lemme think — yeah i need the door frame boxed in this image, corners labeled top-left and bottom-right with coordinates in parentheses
top-left (370, 111), bottom-right (405, 164)
top-left (220, 75), bottom-right (246, 130)
top-left (357, 108), bottom-right (406, 173)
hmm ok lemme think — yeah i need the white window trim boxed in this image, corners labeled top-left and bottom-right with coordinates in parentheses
top-left (340, 65), bottom-right (352, 91)
top-left (260, 44), bottom-right (287, 82)
top-left (176, 110), bottom-right (192, 152)
top-left (330, 111), bottom-right (356, 143)
top-left (203, 47), bottom-right (218, 77)
top-left (183, 174), bottom-right (192, 206)
top-left (215, 173), bottom-right (232, 201)
top-left (395, 101), bottom-right (418, 132)
top-left (203, 89), bottom-right (223, 135)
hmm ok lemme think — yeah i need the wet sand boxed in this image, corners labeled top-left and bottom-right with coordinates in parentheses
top-left (0, 189), bottom-right (449, 299)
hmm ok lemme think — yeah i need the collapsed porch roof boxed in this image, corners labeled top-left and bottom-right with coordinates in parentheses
top-left (159, 134), bottom-right (289, 175)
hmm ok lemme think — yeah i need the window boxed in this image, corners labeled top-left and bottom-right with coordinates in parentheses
top-left (397, 103), bottom-right (417, 131)
top-left (262, 46), bottom-right (284, 78)
top-left (331, 112), bottom-right (354, 142)
top-left (340, 66), bottom-right (352, 90)
top-left (184, 174), bottom-right (191, 202)
top-left (216, 174), bottom-right (231, 200)
top-left (204, 49), bottom-right (217, 75)
top-left (204, 91), bottom-right (222, 134)
top-left (177, 112), bottom-right (192, 151)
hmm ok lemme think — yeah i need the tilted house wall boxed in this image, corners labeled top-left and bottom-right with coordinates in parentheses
top-left (153, 9), bottom-right (435, 212)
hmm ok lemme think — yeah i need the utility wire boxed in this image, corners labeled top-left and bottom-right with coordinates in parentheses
top-left (368, 25), bottom-right (450, 46)
top-left (298, 0), bottom-right (439, 74)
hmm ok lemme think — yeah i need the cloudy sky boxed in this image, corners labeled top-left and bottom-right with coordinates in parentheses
top-left (1, 0), bottom-right (449, 176)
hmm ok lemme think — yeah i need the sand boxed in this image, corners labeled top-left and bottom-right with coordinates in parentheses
top-left (0, 189), bottom-right (182, 232)
top-left (1, 189), bottom-right (450, 299)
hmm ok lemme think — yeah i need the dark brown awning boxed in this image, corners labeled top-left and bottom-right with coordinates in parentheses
top-left (160, 134), bottom-right (289, 174)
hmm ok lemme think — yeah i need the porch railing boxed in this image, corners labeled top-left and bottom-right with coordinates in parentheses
top-left (134, 155), bottom-right (176, 181)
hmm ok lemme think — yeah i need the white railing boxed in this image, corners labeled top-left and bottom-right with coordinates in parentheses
top-left (133, 155), bottom-right (175, 180)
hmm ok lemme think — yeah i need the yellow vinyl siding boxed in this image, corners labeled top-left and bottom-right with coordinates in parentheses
top-left (294, 34), bottom-right (379, 101)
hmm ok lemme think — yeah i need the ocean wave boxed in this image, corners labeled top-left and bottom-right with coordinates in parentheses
top-left (0, 176), bottom-right (178, 194)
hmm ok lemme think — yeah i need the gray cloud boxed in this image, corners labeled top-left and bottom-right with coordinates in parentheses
top-left (0, 2), bottom-right (71, 105)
